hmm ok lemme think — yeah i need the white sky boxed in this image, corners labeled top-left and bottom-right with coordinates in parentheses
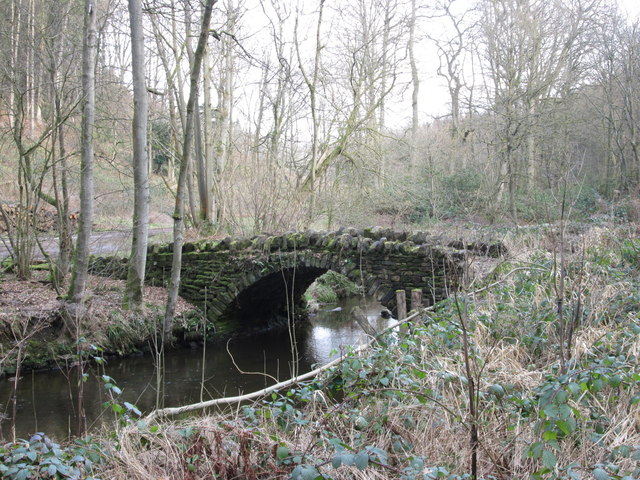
top-left (619, 0), bottom-right (640, 19)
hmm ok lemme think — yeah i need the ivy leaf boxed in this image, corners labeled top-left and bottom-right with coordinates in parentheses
top-left (341, 453), bottom-right (355, 466)
top-left (354, 451), bottom-right (369, 470)
top-left (15, 469), bottom-right (29, 480)
top-left (567, 382), bottom-right (581, 396)
top-left (554, 390), bottom-right (568, 404)
top-left (489, 384), bottom-right (505, 398)
top-left (528, 441), bottom-right (544, 459)
top-left (276, 446), bottom-right (289, 460)
top-left (593, 468), bottom-right (611, 480)
top-left (413, 369), bottom-right (426, 379)
top-left (557, 404), bottom-right (572, 420)
top-left (290, 465), bottom-right (321, 480)
top-left (542, 449), bottom-right (556, 469)
top-left (124, 402), bottom-right (141, 416)
top-left (556, 419), bottom-right (575, 436)
top-left (543, 404), bottom-right (559, 419)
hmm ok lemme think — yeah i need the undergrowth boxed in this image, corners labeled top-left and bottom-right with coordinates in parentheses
top-left (4, 225), bottom-right (640, 479)
top-left (305, 271), bottom-right (363, 306)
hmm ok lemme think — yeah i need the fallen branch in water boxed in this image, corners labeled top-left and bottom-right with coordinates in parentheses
top-left (144, 306), bottom-right (431, 421)
top-left (351, 306), bottom-right (379, 338)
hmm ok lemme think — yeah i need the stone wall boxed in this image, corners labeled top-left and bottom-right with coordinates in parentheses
top-left (91, 227), bottom-right (505, 335)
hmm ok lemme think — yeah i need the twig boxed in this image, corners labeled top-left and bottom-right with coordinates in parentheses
top-left (471, 266), bottom-right (549, 295)
top-left (225, 338), bottom-right (279, 384)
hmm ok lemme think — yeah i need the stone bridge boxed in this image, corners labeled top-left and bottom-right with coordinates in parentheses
top-left (93, 227), bottom-right (504, 334)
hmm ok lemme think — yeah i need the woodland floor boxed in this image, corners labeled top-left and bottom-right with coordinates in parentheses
top-left (0, 272), bottom-right (193, 324)
top-left (0, 271), bottom-right (196, 375)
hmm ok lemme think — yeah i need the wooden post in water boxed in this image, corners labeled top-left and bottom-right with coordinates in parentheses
top-left (411, 288), bottom-right (423, 312)
top-left (396, 289), bottom-right (407, 333)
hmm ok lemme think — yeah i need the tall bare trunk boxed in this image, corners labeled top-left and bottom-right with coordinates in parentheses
top-left (526, 102), bottom-right (536, 192)
top-left (68, 0), bottom-right (97, 304)
top-left (296, 0), bottom-right (325, 227)
top-left (124, 0), bottom-right (150, 309)
top-left (49, 11), bottom-right (73, 288)
top-left (164, 0), bottom-right (218, 337)
top-left (183, 0), bottom-right (199, 227)
top-left (195, 93), bottom-right (209, 223)
top-left (409, 0), bottom-right (419, 169)
top-left (202, 43), bottom-right (215, 224)
top-left (376, 1), bottom-right (392, 187)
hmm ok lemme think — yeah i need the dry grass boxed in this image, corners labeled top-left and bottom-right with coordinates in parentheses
top-left (93, 223), bottom-right (640, 479)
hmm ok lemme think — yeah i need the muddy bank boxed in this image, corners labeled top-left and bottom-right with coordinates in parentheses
top-left (0, 272), bottom-right (197, 377)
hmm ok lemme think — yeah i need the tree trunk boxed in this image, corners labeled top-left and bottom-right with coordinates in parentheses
top-left (68, 0), bottom-right (97, 304)
top-left (202, 42), bottom-right (215, 224)
top-left (409, 0), bottom-right (419, 169)
top-left (195, 93), bottom-right (210, 224)
top-left (525, 101), bottom-right (536, 192)
top-left (124, 0), bottom-right (150, 310)
top-left (50, 34), bottom-right (73, 288)
top-left (164, 0), bottom-right (218, 338)
top-left (296, 0), bottom-right (325, 227)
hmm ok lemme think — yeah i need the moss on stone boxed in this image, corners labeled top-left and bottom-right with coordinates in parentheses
top-left (263, 236), bottom-right (276, 251)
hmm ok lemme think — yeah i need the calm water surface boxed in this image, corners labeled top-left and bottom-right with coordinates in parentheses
top-left (0, 297), bottom-right (391, 440)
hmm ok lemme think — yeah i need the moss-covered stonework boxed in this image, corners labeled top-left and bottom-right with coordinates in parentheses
top-left (90, 228), bottom-right (505, 335)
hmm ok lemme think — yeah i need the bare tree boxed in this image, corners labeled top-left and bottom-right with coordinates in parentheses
top-left (124, 0), bottom-right (150, 309)
top-left (477, 0), bottom-right (601, 218)
top-left (408, 0), bottom-right (420, 168)
top-left (295, 0), bottom-right (325, 227)
top-left (164, 0), bottom-right (217, 338)
top-left (68, 0), bottom-right (97, 304)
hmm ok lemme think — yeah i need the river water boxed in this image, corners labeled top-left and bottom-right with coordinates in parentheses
top-left (0, 297), bottom-right (390, 441)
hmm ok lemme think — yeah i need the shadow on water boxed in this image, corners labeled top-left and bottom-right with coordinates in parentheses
top-left (0, 296), bottom-right (391, 440)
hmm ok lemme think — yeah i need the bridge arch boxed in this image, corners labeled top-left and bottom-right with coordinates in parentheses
top-left (214, 253), bottom-right (385, 331)
top-left (139, 228), bottom-right (478, 335)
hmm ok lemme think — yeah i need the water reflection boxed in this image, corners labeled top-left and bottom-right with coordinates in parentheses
top-left (303, 297), bottom-right (392, 364)
top-left (0, 296), bottom-right (388, 440)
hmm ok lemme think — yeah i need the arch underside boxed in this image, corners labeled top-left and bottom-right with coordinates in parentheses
top-left (218, 262), bottom-right (402, 331)
top-left (223, 266), bottom-right (328, 324)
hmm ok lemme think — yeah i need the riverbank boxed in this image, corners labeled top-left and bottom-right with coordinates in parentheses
top-left (0, 272), bottom-right (197, 377)
top-left (0, 266), bottom-right (367, 377)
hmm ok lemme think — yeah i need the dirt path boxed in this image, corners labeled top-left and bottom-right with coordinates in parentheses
top-left (0, 228), bottom-right (171, 261)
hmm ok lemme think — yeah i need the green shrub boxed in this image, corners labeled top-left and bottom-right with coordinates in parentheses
top-left (0, 433), bottom-right (103, 480)
top-left (309, 283), bottom-right (338, 304)
top-left (305, 271), bottom-right (362, 306)
top-left (317, 271), bottom-right (362, 298)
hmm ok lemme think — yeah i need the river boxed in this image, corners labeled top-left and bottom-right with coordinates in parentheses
top-left (0, 297), bottom-right (390, 441)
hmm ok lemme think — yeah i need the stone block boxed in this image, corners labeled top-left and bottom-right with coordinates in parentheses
top-left (410, 231), bottom-right (428, 244)
top-left (367, 226), bottom-right (385, 240)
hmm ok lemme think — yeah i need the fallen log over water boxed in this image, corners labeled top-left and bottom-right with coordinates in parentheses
top-left (145, 307), bottom-right (432, 421)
